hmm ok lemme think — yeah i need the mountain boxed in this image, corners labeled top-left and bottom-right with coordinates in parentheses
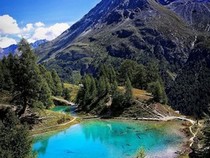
top-left (0, 39), bottom-right (47, 59)
top-left (157, 0), bottom-right (210, 32)
top-left (30, 39), bottom-right (48, 49)
top-left (0, 44), bottom-right (18, 59)
top-left (35, 0), bottom-right (210, 116)
top-left (35, 0), bottom-right (201, 70)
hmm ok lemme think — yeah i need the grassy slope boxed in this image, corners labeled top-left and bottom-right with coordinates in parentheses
top-left (65, 83), bottom-right (179, 116)
top-left (31, 109), bottom-right (79, 136)
top-left (63, 83), bottom-right (79, 102)
top-left (0, 89), bottom-right (79, 136)
top-left (118, 86), bottom-right (152, 101)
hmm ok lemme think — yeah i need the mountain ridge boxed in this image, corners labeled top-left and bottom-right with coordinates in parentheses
top-left (36, 0), bottom-right (197, 75)
top-left (0, 39), bottom-right (47, 59)
top-left (35, 0), bottom-right (210, 116)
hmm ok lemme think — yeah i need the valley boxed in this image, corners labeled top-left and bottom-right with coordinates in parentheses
top-left (1, 0), bottom-right (210, 157)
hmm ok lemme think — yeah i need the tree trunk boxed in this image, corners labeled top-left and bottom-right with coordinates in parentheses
top-left (18, 98), bottom-right (28, 117)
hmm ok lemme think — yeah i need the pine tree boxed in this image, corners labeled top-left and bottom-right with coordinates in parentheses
top-left (146, 62), bottom-right (159, 84)
top-left (0, 109), bottom-right (35, 158)
top-left (63, 88), bottom-right (71, 101)
top-left (1, 56), bottom-right (14, 91)
top-left (76, 75), bottom-right (98, 110)
top-left (98, 76), bottom-right (106, 96)
top-left (39, 65), bottom-right (55, 93)
top-left (147, 81), bottom-right (167, 104)
top-left (133, 65), bottom-right (147, 89)
top-left (108, 65), bottom-right (117, 83)
top-left (105, 77), bottom-right (111, 93)
top-left (51, 70), bottom-right (63, 96)
top-left (119, 60), bottom-right (138, 83)
top-left (38, 77), bottom-right (53, 109)
top-left (111, 80), bottom-right (118, 94)
top-left (76, 85), bottom-right (85, 106)
top-left (125, 76), bottom-right (133, 102)
top-left (90, 76), bottom-right (97, 99)
top-left (12, 39), bottom-right (48, 116)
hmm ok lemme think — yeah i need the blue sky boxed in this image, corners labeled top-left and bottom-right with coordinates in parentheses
top-left (0, 0), bottom-right (101, 48)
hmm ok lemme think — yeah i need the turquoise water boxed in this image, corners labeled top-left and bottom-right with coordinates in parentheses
top-left (51, 106), bottom-right (77, 116)
top-left (51, 106), bottom-right (70, 113)
top-left (33, 120), bottom-right (185, 158)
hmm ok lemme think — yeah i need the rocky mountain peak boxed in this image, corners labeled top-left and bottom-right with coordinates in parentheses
top-left (157, 0), bottom-right (210, 31)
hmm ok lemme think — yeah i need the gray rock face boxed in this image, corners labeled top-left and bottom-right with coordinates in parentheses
top-left (157, 0), bottom-right (210, 31)
top-left (35, 0), bottom-right (210, 80)
top-left (33, 0), bottom-right (210, 118)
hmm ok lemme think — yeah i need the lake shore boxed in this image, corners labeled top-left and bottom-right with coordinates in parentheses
top-left (31, 107), bottom-right (196, 158)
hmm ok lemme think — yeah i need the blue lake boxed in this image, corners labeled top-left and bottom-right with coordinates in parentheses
top-left (51, 106), bottom-right (76, 116)
top-left (33, 120), bottom-right (185, 158)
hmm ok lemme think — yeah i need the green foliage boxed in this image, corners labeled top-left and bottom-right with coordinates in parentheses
top-left (76, 61), bottom-right (167, 115)
top-left (76, 65), bottom-right (119, 112)
top-left (147, 81), bottom-right (167, 104)
top-left (125, 76), bottom-right (133, 102)
top-left (111, 91), bottom-right (127, 115)
top-left (76, 75), bottom-right (97, 110)
top-left (0, 39), bottom-right (64, 114)
top-left (99, 64), bottom-right (117, 84)
top-left (12, 39), bottom-right (46, 115)
top-left (118, 60), bottom-right (167, 104)
top-left (0, 109), bottom-right (36, 158)
top-left (145, 62), bottom-right (160, 84)
top-left (71, 71), bottom-right (82, 84)
top-left (168, 48), bottom-right (210, 118)
top-left (133, 64), bottom-right (147, 89)
top-left (63, 88), bottom-right (71, 101)
top-left (0, 56), bottom-right (14, 91)
top-left (39, 65), bottom-right (55, 92)
top-left (51, 69), bottom-right (63, 96)
top-left (119, 60), bottom-right (138, 83)
top-left (118, 60), bottom-right (163, 91)
top-left (38, 78), bottom-right (53, 109)
top-left (97, 76), bottom-right (107, 96)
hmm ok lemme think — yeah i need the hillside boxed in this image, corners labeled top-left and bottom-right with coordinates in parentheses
top-left (35, 0), bottom-right (210, 117)
top-left (36, 0), bottom-right (194, 72)
top-left (0, 39), bottom-right (47, 59)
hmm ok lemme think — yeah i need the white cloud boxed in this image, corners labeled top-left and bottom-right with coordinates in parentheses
top-left (20, 23), bottom-right (34, 39)
top-left (0, 14), bottom-right (71, 44)
top-left (35, 22), bottom-right (45, 27)
top-left (0, 15), bottom-right (20, 34)
top-left (28, 23), bottom-right (70, 42)
top-left (0, 36), bottom-right (17, 48)
top-left (22, 23), bottom-right (34, 32)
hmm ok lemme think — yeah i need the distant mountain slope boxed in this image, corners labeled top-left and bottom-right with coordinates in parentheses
top-left (36, 0), bottom-right (195, 69)
top-left (0, 44), bottom-right (18, 59)
top-left (0, 39), bottom-right (47, 59)
top-left (157, 0), bottom-right (210, 32)
top-left (35, 0), bottom-right (210, 116)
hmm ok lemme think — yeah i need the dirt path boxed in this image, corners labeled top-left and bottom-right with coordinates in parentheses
top-left (32, 117), bottom-right (77, 137)
top-left (52, 96), bottom-right (75, 105)
top-left (162, 116), bottom-right (198, 147)
top-left (189, 121), bottom-right (201, 147)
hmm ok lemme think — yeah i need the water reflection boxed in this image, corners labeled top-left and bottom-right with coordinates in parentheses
top-left (81, 120), bottom-right (180, 153)
top-left (33, 120), bottom-right (184, 158)
top-left (33, 139), bottom-right (49, 155)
